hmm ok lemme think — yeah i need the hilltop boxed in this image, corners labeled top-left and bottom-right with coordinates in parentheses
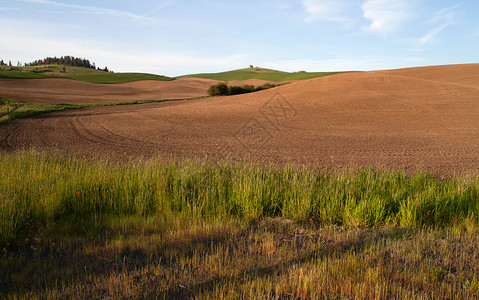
top-left (178, 67), bottom-right (339, 81)
top-left (0, 57), bottom-right (340, 84)
top-left (0, 64), bottom-right (341, 104)
top-left (0, 64), bottom-right (173, 84)
top-left (0, 65), bottom-right (337, 84)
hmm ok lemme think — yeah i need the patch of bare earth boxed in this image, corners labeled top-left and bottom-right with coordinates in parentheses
top-left (1, 64), bottom-right (479, 177)
top-left (0, 78), bottom-right (283, 105)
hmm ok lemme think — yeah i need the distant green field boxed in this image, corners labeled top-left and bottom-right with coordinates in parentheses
top-left (178, 68), bottom-right (340, 81)
top-left (0, 98), bottom-right (81, 124)
top-left (0, 65), bottom-right (173, 83)
top-left (0, 71), bottom-right (52, 79)
top-left (65, 73), bottom-right (173, 84)
top-left (0, 65), bottom-right (339, 83)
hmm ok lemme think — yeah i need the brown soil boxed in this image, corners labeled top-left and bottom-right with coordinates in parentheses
top-left (1, 64), bottom-right (479, 177)
top-left (0, 77), bottom-right (280, 104)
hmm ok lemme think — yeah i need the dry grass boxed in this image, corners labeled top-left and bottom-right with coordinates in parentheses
top-left (1, 150), bottom-right (479, 299)
top-left (2, 217), bottom-right (479, 299)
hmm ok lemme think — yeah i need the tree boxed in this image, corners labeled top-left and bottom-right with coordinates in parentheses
top-left (8, 60), bottom-right (12, 67)
top-left (0, 60), bottom-right (4, 66)
top-left (228, 85), bottom-right (245, 95)
top-left (207, 83), bottom-right (229, 96)
top-left (21, 56), bottom-right (108, 71)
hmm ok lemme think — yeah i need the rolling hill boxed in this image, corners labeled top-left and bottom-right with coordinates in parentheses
top-left (1, 63), bottom-right (478, 177)
top-left (178, 67), bottom-right (340, 81)
top-left (0, 65), bottom-right (173, 83)
top-left (0, 64), bottom-right (340, 84)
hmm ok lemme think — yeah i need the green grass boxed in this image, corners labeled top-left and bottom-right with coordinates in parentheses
top-left (65, 72), bottom-right (173, 84)
top-left (0, 65), bottom-right (173, 83)
top-left (1, 150), bottom-right (479, 248)
top-left (178, 67), bottom-right (340, 82)
top-left (0, 65), bottom-right (338, 83)
top-left (1, 150), bottom-right (479, 298)
top-left (0, 98), bottom-right (83, 124)
top-left (0, 97), bottom-right (204, 125)
top-left (0, 71), bottom-right (53, 79)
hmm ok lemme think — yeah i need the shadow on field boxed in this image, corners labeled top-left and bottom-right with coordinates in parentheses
top-left (0, 217), bottom-right (412, 298)
top-left (0, 218), bottom-right (243, 297)
top-left (160, 225), bottom-right (400, 299)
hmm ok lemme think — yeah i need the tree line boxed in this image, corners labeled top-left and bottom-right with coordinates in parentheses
top-left (0, 60), bottom-right (13, 67)
top-left (0, 56), bottom-right (113, 72)
top-left (208, 82), bottom-right (277, 97)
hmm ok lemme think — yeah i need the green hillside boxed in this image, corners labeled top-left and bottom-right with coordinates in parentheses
top-left (0, 65), bottom-right (340, 83)
top-left (178, 67), bottom-right (340, 81)
top-left (0, 65), bottom-right (173, 83)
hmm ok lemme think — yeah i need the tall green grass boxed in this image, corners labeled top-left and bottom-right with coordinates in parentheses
top-left (1, 151), bottom-right (478, 247)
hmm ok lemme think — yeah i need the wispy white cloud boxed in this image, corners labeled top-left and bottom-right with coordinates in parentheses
top-left (430, 5), bottom-right (459, 24)
top-left (0, 7), bottom-right (20, 11)
top-left (22, 0), bottom-right (154, 22)
top-left (417, 5), bottom-right (458, 46)
top-left (418, 23), bottom-right (451, 46)
top-left (144, 0), bottom-right (176, 17)
top-left (301, 0), bottom-right (349, 22)
top-left (361, 0), bottom-right (412, 36)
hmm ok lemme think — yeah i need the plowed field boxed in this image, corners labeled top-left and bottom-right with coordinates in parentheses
top-left (1, 64), bottom-right (478, 177)
top-left (0, 77), bottom-right (278, 104)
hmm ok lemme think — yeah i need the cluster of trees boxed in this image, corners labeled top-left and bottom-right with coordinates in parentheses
top-left (2, 56), bottom-right (114, 72)
top-left (0, 60), bottom-right (13, 66)
top-left (207, 82), bottom-right (277, 97)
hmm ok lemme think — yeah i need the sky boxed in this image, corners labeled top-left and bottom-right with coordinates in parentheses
top-left (0, 0), bottom-right (478, 76)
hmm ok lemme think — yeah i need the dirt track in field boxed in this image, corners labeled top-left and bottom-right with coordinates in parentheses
top-left (0, 77), bottom-right (279, 104)
top-left (1, 64), bottom-right (479, 177)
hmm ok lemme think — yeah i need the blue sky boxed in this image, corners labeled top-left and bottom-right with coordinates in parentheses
top-left (0, 0), bottom-right (478, 76)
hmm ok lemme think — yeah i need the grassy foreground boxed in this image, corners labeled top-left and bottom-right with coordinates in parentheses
top-left (0, 65), bottom-right (173, 83)
top-left (178, 68), bottom-right (339, 82)
top-left (1, 151), bottom-right (479, 298)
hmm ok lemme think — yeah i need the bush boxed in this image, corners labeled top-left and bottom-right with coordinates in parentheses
top-left (255, 83), bottom-right (276, 92)
top-left (207, 83), bottom-right (229, 96)
top-left (261, 83), bottom-right (276, 89)
top-left (208, 82), bottom-right (277, 97)
top-left (228, 85), bottom-right (246, 95)
top-left (241, 85), bottom-right (256, 92)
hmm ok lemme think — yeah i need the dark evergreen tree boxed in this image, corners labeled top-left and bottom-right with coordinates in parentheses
top-left (23, 56), bottom-right (111, 71)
